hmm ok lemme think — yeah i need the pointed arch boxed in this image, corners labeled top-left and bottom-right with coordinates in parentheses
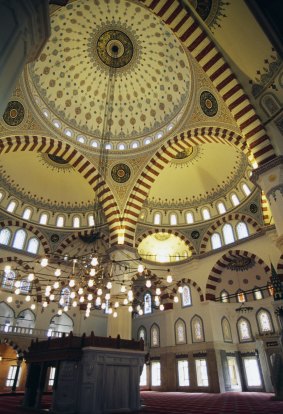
top-left (0, 338), bottom-right (25, 357)
top-left (0, 135), bottom-right (120, 245)
top-left (200, 213), bottom-right (262, 253)
top-left (55, 229), bottom-right (109, 255)
top-left (174, 278), bottom-right (204, 302)
top-left (175, 317), bottom-right (187, 345)
top-left (206, 250), bottom-right (270, 300)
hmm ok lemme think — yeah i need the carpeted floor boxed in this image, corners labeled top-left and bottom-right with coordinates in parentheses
top-left (1, 391), bottom-right (283, 414)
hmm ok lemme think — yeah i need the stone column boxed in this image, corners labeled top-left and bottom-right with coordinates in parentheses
top-left (0, 0), bottom-right (50, 115)
top-left (252, 156), bottom-right (283, 252)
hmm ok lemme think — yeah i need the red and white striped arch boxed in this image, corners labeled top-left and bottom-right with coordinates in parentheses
top-left (123, 127), bottom-right (250, 246)
top-left (135, 228), bottom-right (196, 256)
top-left (205, 249), bottom-right (270, 300)
top-left (199, 213), bottom-right (262, 254)
top-left (141, 0), bottom-right (275, 165)
top-left (0, 219), bottom-right (51, 254)
top-left (0, 135), bottom-right (121, 245)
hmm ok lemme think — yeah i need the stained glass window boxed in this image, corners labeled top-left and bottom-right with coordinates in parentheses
top-left (181, 285), bottom-right (191, 307)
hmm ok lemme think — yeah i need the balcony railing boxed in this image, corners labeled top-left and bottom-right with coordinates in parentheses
top-left (0, 324), bottom-right (72, 339)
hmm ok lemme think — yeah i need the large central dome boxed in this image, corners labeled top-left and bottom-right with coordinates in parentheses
top-left (25, 0), bottom-right (193, 150)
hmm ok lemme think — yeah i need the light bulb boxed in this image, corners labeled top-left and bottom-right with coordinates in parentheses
top-left (138, 309), bottom-right (143, 316)
top-left (5, 265), bottom-right (11, 273)
top-left (113, 311), bottom-right (118, 318)
top-left (97, 288), bottom-right (102, 296)
top-left (50, 294), bottom-right (55, 301)
top-left (120, 285), bottom-right (126, 293)
top-left (15, 281), bottom-right (21, 288)
top-left (41, 258), bottom-right (48, 267)
top-left (59, 298), bottom-right (64, 305)
top-left (43, 301), bottom-right (48, 308)
top-left (70, 292), bottom-right (76, 299)
top-left (88, 279), bottom-right (94, 287)
top-left (96, 297), bottom-right (101, 306)
top-left (25, 295), bottom-right (31, 302)
top-left (156, 288), bottom-right (161, 295)
top-left (106, 281), bottom-right (112, 290)
top-left (89, 268), bottom-right (96, 277)
top-left (63, 306), bottom-right (68, 312)
top-left (45, 291), bottom-right (50, 297)
top-left (166, 274), bottom-right (173, 283)
top-left (54, 281), bottom-right (59, 289)
top-left (78, 288), bottom-right (84, 295)
top-left (15, 288), bottom-right (20, 295)
top-left (159, 304), bottom-right (164, 311)
top-left (108, 308), bottom-right (113, 314)
top-left (174, 296), bottom-right (179, 303)
top-left (178, 286), bottom-right (183, 293)
top-left (46, 285), bottom-right (51, 291)
top-left (87, 293), bottom-right (93, 301)
top-left (105, 293), bottom-right (110, 300)
top-left (72, 301), bottom-right (77, 307)
top-left (146, 280), bottom-right (151, 288)
top-left (69, 279), bottom-right (75, 287)
top-left (57, 309), bottom-right (62, 315)
top-left (91, 257), bottom-right (98, 266)
top-left (79, 296), bottom-right (84, 303)
top-left (28, 273), bottom-right (35, 282)
top-left (31, 303), bottom-right (36, 310)
top-left (136, 305), bottom-right (141, 311)
top-left (123, 298), bottom-right (128, 305)
top-left (114, 301), bottom-right (119, 308)
top-left (54, 268), bottom-right (61, 277)
top-left (138, 264), bottom-right (144, 273)
top-left (128, 306), bottom-right (133, 312)
top-left (101, 303), bottom-right (106, 310)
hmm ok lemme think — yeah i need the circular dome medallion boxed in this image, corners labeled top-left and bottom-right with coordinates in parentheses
top-left (200, 91), bottom-right (218, 117)
top-left (97, 30), bottom-right (133, 68)
top-left (111, 163), bottom-right (131, 183)
top-left (3, 101), bottom-right (24, 126)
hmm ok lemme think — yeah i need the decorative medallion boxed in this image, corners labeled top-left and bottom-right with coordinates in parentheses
top-left (48, 154), bottom-right (68, 165)
top-left (200, 91), bottom-right (218, 117)
top-left (191, 230), bottom-right (200, 239)
top-left (249, 203), bottom-right (258, 214)
top-left (3, 101), bottom-right (25, 126)
top-left (97, 30), bottom-right (133, 68)
top-left (111, 163), bottom-right (131, 183)
top-left (174, 147), bottom-right (194, 160)
top-left (50, 234), bottom-right (60, 243)
top-left (227, 256), bottom-right (255, 272)
top-left (38, 153), bottom-right (72, 171)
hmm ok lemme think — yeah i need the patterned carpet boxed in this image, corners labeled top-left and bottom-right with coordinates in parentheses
top-left (1, 391), bottom-right (283, 414)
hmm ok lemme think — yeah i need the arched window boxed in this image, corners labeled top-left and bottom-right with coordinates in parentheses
top-left (257, 309), bottom-right (274, 334)
top-left (202, 208), bottom-right (211, 220)
top-left (237, 290), bottom-right (246, 303)
top-left (222, 317), bottom-right (232, 342)
top-left (150, 324), bottom-right (160, 347)
top-left (231, 193), bottom-right (240, 206)
top-left (39, 213), bottom-right (48, 225)
top-left (217, 202), bottom-right (226, 214)
top-left (0, 191), bottom-right (3, 201)
top-left (211, 233), bottom-right (222, 250)
top-left (242, 183), bottom-right (251, 196)
top-left (222, 223), bottom-right (235, 244)
top-left (73, 216), bottom-right (80, 228)
top-left (236, 222), bottom-right (249, 239)
top-left (88, 214), bottom-right (95, 227)
top-left (138, 326), bottom-right (147, 345)
top-left (26, 237), bottom-right (39, 254)
top-left (0, 302), bottom-right (14, 329)
top-left (191, 315), bottom-right (204, 343)
top-left (60, 288), bottom-right (70, 307)
top-left (56, 215), bottom-right (65, 227)
top-left (153, 213), bottom-right (161, 225)
top-left (7, 200), bottom-right (17, 213)
top-left (0, 228), bottom-right (12, 245)
top-left (49, 313), bottom-right (73, 335)
top-left (16, 309), bottom-right (35, 329)
top-left (12, 229), bottom-right (27, 250)
top-left (144, 293), bottom-right (152, 315)
top-left (175, 318), bottom-right (187, 344)
top-left (181, 285), bottom-right (192, 307)
top-left (170, 214), bottom-right (177, 225)
top-left (20, 279), bottom-right (31, 294)
top-left (237, 317), bottom-right (253, 342)
top-left (186, 212), bottom-right (194, 224)
top-left (2, 270), bottom-right (16, 290)
top-left (22, 208), bottom-right (32, 220)
top-left (220, 290), bottom-right (229, 303)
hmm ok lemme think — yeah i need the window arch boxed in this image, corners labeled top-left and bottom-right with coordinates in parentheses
top-left (150, 323), bottom-right (160, 347)
top-left (56, 215), bottom-right (65, 227)
top-left (222, 223), bottom-right (235, 244)
top-left (153, 213), bottom-right (161, 225)
top-left (175, 318), bottom-right (187, 345)
top-left (0, 228), bottom-right (12, 245)
top-left (39, 213), bottom-right (48, 225)
top-left (73, 216), bottom-right (80, 228)
top-left (181, 285), bottom-right (192, 307)
top-left (231, 193), bottom-right (240, 206)
top-left (211, 233), bottom-right (222, 250)
top-left (257, 309), bottom-right (274, 334)
top-left (144, 293), bottom-right (152, 315)
top-left (137, 326), bottom-right (147, 345)
top-left (236, 222), bottom-right (249, 239)
top-left (186, 212), bottom-right (194, 224)
top-left (202, 208), bottom-right (211, 221)
top-left (217, 202), bottom-right (226, 214)
top-left (22, 208), bottom-right (32, 220)
top-left (242, 183), bottom-right (251, 196)
top-left (191, 315), bottom-right (204, 343)
top-left (60, 287), bottom-right (71, 307)
top-left (12, 229), bottom-right (27, 250)
top-left (2, 270), bottom-right (16, 290)
top-left (19, 279), bottom-right (31, 294)
top-left (253, 287), bottom-right (263, 300)
top-left (0, 302), bottom-right (15, 329)
top-left (237, 317), bottom-right (253, 342)
top-left (16, 309), bottom-right (35, 329)
top-left (88, 214), bottom-right (95, 227)
top-left (26, 237), bottom-right (40, 254)
top-left (222, 317), bottom-right (232, 342)
top-left (170, 213), bottom-right (177, 225)
top-left (7, 200), bottom-right (17, 213)
top-left (236, 289), bottom-right (246, 303)
top-left (220, 290), bottom-right (229, 303)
